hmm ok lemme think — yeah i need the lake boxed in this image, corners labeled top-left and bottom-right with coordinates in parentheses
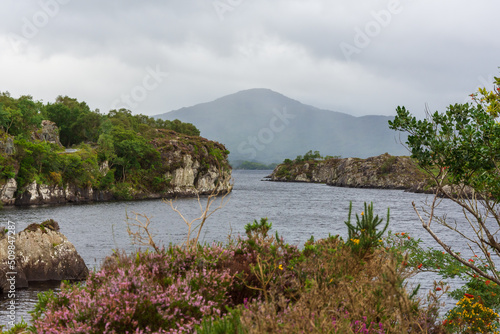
top-left (0, 169), bottom-right (473, 326)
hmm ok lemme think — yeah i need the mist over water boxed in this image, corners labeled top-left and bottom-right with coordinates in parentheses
top-left (0, 170), bottom-right (473, 325)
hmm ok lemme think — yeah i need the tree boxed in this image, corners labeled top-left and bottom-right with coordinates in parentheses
top-left (43, 96), bottom-right (102, 146)
top-left (0, 93), bottom-right (43, 136)
top-left (388, 74), bottom-right (500, 284)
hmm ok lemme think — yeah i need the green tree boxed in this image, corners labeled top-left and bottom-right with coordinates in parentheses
top-left (43, 96), bottom-right (102, 146)
top-left (388, 73), bottom-right (500, 284)
top-left (0, 93), bottom-right (43, 136)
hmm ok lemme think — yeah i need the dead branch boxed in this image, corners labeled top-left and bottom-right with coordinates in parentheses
top-left (413, 200), bottom-right (500, 284)
top-left (164, 180), bottom-right (233, 248)
top-left (126, 211), bottom-right (161, 254)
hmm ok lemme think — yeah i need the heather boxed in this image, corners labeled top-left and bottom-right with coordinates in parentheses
top-left (4, 203), bottom-right (460, 334)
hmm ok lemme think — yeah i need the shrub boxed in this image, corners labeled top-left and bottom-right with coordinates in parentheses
top-left (31, 247), bottom-right (235, 333)
top-left (379, 155), bottom-right (397, 174)
top-left (28, 204), bottom-right (447, 333)
top-left (443, 295), bottom-right (499, 333)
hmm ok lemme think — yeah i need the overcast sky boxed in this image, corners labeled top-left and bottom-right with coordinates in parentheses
top-left (0, 0), bottom-right (499, 118)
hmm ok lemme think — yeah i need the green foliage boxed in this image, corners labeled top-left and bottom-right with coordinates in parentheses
top-left (0, 92), bottom-right (43, 137)
top-left (0, 319), bottom-right (30, 334)
top-left (112, 182), bottom-right (133, 200)
top-left (98, 169), bottom-right (115, 190)
top-left (344, 202), bottom-right (389, 258)
top-left (209, 147), bottom-right (224, 163)
top-left (472, 74), bottom-right (500, 117)
top-left (388, 101), bottom-right (500, 197)
top-left (43, 96), bottom-right (102, 146)
top-left (233, 161), bottom-right (278, 170)
top-left (386, 230), bottom-right (500, 332)
top-left (29, 289), bottom-right (59, 325)
top-left (0, 92), bottom-right (217, 204)
top-left (450, 277), bottom-right (500, 312)
top-left (379, 155), bottom-right (397, 174)
top-left (388, 73), bottom-right (500, 292)
top-left (107, 109), bottom-right (200, 138)
top-left (0, 154), bottom-right (16, 180)
top-left (295, 150), bottom-right (323, 162)
top-left (14, 138), bottom-right (58, 188)
top-left (195, 308), bottom-right (245, 334)
top-left (274, 165), bottom-right (291, 179)
top-left (244, 218), bottom-right (272, 239)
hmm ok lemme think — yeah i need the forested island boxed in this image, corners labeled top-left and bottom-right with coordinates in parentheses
top-left (0, 93), bottom-right (232, 206)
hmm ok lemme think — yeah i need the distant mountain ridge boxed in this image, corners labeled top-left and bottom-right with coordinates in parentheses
top-left (155, 88), bottom-right (407, 163)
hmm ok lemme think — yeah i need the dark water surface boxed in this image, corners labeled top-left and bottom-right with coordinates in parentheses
top-left (0, 170), bottom-right (473, 326)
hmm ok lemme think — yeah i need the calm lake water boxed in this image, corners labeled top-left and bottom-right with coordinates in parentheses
top-left (0, 170), bottom-right (475, 326)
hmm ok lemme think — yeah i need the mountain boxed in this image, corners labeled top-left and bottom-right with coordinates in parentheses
top-left (155, 89), bottom-right (408, 163)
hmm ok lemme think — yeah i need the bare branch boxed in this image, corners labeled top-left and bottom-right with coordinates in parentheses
top-left (163, 177), bottom-right (233, 248)
top-left (126, 211), bottom-right (161, 254)
top-left (413, 201), bottom-right (500, 285)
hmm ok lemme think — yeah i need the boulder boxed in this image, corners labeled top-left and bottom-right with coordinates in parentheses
top-left (0, 220), bottom-right (88, 293)
top-left (31, 120), bottom-right (63, 147)
top-left (0, 178), bottom-right (17, 205)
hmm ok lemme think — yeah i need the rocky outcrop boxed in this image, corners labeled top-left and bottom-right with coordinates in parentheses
top-left (0, 178), bottom-right (17, 205)
top-left (14, 182), bottom-right (114, 206)
top-left (2, 127), bottom-right (232, 206)
top-left (162, 154), bottom-right (232, 197)
top-left (0, 132), bottom-right (15, 154)
top-left (267, 153), bottom-right (431, 192)
top-left (31, 120), bottom-right (63, 147)
top-left (148, 129), bottom-right (233, 198)
top-left (0, 220), bottom-right (88, 293)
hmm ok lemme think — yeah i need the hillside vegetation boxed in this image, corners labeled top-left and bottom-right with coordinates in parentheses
top-left (0, 92), bottom-right (229, 203)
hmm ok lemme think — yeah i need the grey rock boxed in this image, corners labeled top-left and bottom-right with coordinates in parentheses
top-left (267, 153), bottom-right (429, 192)
top-left (0, 178), bottom-right (17, 205)
top-left (31, 120), bottom-right (63, 147)
top-left (0, 223), bottom-right (88, 293)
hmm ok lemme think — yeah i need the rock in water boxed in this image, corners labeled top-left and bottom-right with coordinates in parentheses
top-left (0, 220), bottom-right (88, 293)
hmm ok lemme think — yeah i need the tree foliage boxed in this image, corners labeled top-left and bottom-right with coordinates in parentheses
top-left (0, 92), bottom-right (202, 196)
top-left (388, 73), bottom-right (500, 284)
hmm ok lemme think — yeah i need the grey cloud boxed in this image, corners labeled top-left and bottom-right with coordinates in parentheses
top-left (0, 0), bottom-right (499, 118)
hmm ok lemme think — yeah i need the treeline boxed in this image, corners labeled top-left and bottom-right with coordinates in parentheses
top-left (0, 92), bottom-right (199, 144)
top-left (282, 150), bottom-right (341, 165)
top-left (232, 161), bottom-right (278, 170)
top-left (0, 92), bottom-right (205, 199)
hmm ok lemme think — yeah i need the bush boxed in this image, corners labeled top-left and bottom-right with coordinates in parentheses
top-left (28, 204), bottom-right (447, 333)
top-left (31, 247), bottom-right (235, 333)
top-left (379, 155), bottom-right (397, 174)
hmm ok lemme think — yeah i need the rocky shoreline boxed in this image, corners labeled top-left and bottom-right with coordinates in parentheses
top-left (0, 123), bottom-right (233, 207)
top-left (0, 160), bottom-right (232, 207)
top-left (266, 153), bottom-right (433, 193)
